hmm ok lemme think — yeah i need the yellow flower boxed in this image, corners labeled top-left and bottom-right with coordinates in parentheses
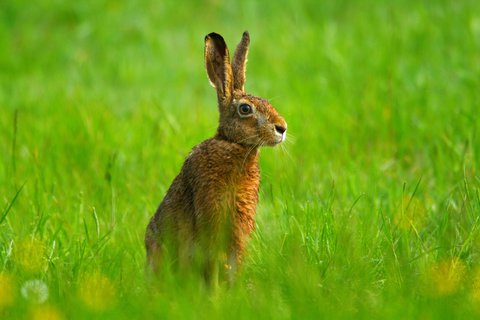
top-left (14, 238), bottom-right (47, 273)
top-left (30, 304), bottom-right (63, 320)
top-left (470, 268), bottom-right (480, 305)
top-left (425, 258), bottom-right (465, 296)
top-left (0, 273), bottom-right (15, 309)
top-left (78, 272), bottom-right (116, 311)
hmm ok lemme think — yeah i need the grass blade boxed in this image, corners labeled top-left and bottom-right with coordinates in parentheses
top-left (0, 182), bottom-right (25, 225)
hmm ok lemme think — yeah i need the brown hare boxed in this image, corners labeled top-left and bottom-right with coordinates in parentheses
top-left (145, 31), bottom-right (287, 285)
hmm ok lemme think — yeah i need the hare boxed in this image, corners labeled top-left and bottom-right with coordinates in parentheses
top-left (145, 31), bottom-right (287, 285)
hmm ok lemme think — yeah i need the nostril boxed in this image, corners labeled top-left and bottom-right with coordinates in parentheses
top-left (275, 125), bottom-right (286, 135)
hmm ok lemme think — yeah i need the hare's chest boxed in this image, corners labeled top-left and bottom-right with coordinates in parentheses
top-left (232, 165), bottom-right (260, 230)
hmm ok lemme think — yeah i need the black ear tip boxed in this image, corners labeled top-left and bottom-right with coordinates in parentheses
top-left (241, 31), bottom-right (250, 45)
top-left (205, 32), bottom-right (227, 55)
top-left (206, 32), bottom-right (224, 42)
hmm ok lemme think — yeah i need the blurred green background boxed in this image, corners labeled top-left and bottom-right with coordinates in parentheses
top-left (1, 0), bottom-right (479, 318)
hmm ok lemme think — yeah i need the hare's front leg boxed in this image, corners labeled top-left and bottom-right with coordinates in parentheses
top-left (226, 222), bottom-right (252, 284)
top-left (196, 224), bottom-right (223, 288)
top-left (195, 209), bottom-right (229, 288)
top-left (226, 247), bottom-right (238, 285)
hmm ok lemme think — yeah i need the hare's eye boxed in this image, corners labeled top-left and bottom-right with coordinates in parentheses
top-left (238, 104), bottom-right (253, 116)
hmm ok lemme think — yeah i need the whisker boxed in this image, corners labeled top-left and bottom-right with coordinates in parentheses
top-left (283, 138), bottom-right (294, 147)
top-left (235, 134), bottom-right (258, 145)
top-left (241, 143), bottom-right (259, 172)
top-left (285, 133), bottom-right (296, 143)
top-left (280, 143), bottom-right (295, 164)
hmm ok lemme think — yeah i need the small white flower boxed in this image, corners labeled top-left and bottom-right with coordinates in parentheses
top-left (20, 279), bottom-right (49, 304)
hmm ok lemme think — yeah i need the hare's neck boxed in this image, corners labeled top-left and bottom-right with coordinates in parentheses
top-left (213, 135), bottom-right (260, 167)
top-left (238, 145), bottom-right (259, 167)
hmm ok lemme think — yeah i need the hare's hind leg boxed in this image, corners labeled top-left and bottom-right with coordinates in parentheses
top-left (176, 220), bottom-right (195, 274)
top-left (145, 235), bottom-right (162, 275)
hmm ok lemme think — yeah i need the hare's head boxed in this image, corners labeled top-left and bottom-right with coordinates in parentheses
top-left (205, 32), bottom-right (287, 147)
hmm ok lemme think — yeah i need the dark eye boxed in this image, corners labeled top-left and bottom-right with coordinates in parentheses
top-left (238, 104), bottom-right (252, 116)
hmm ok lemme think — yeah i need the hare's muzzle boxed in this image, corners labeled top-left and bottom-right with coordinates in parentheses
top-left (275, 124), bottom-right (286, 135)
top-left (273, 122), bottom-right (287, 144)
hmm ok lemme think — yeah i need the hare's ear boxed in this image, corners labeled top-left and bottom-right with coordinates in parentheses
top-left (232, 31), bottom-right (250, 92)
top-left (205, 33), bottom-right (233, 105)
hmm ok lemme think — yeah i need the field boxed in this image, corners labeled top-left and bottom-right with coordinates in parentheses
top-left (1, 0), bottom-right (480, 318)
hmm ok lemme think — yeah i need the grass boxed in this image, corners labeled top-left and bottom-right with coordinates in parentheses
top-left (1, 0), bottom-right (480, 318)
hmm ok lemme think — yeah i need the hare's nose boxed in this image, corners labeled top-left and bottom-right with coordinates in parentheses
top-left (275, 124), bottom-right (287, 135)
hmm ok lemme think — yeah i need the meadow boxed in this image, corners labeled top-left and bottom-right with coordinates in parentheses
top-left (1, 0), bottom-right (480, 318)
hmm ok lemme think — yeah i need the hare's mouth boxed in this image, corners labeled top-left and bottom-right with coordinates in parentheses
top-left (261, 133), bottom-right (285, 147)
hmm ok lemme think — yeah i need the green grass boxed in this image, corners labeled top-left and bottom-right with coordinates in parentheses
top-left (1, 0), bottom-right (480, 318)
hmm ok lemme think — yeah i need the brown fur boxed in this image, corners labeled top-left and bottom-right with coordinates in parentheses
top-left (145, 31), bottom-right (287, 284)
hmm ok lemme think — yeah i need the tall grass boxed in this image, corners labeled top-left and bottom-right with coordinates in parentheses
top-left (1, 0), bottom-right (479, 318)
